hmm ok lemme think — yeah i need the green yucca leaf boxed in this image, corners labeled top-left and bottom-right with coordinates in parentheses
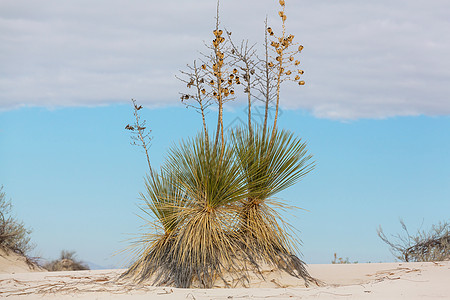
top-left (232, 126), bottom-right (314, 201)
top-left (140, 170), bottom-right (184, 233)
top-left (164, 132), bottom-right (248, 210)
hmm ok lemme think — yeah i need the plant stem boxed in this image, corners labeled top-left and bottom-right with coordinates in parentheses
top-left (272, 5), bottom-right (287, 138)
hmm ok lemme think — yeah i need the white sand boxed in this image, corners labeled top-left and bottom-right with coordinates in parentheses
top-left (0, 255), bottom-right (449, 299)
top-left (0, 249), bottom-right (45, 274)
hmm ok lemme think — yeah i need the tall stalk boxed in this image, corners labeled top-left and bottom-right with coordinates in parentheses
top-left (272, 3), bottom-right (287, 137)
top-left (262, 18), bottom-right (271, 140)
top-left (213, 0), bottom-right (223, 151)
top-left (126, 99), bottom-right (153, 177)
top-left (193, 61), bottom-right (210, 145)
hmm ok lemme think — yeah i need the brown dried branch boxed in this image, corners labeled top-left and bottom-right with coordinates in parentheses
top-left (125, 99), bottom-right (153, 174)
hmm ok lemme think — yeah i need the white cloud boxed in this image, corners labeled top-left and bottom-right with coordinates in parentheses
top-left (1, 0), bottom-right (450, 119)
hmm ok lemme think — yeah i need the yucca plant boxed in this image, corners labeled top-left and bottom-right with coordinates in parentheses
top-left (231, 126), bottom-right (316, 286)
top-left (123, 0), bottom-right (318, 289)
top-left (120, 170), bottom-right (184, 285)
top-left (122, 133), bottom-right (254, 288)
top-left (162, 133), bottom-right (250, 288)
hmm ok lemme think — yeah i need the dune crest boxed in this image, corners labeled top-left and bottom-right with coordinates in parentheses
top-left (0, 248), bottom-right (44, 274)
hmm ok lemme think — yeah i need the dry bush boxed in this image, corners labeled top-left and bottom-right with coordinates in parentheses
top-left (0, 186), bottom-right (34, 255)
top-left (378, 220), bottom-right (450, 262)
top-left (44, 250), bottom-right (90, 271)
top-left (331, 253), bottom-right (357, 264)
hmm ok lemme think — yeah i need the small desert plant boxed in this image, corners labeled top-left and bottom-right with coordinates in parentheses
top-left (331, 253), bottom-right (357, 264)
top-left (378, 220), bottom-right (450, 262)
top-left (44, 250), bottom-right (90, 271)
top-left (0, 186), bottom-right (34, 255)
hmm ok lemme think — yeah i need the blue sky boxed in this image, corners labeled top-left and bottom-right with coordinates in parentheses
top-left (1, 106), bottom-right (449, 266)
top-left (1, 0), bottom-right (450, 267)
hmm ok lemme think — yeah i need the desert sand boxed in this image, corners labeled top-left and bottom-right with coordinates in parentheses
top-left (1, 251), bottom-right (449, 299)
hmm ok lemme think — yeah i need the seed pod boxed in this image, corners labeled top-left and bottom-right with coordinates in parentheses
top-left (230, 90), bottom-right (235, 95)
top-left (295, 60), bottom-right (300, 66)
top-left (201, 64), bottom-right (206, 70)
top-left (218, 29), bottom-right (223, 36)
top-left (286, 70), bottom-right (292, 75)
top-left (289, 56), bottom-right (294, 61)
top-left (276, 56), bottom-right (282, 62)
top-left (282, 15), bottom-right (287, 22)
top-left (295, 75), bottom-right (300, 80)
top-left (229, 74), bottom-right (234, 79)
top-left (233, 68), bottom-right (238, 74)
top-left (299, 81), bottom-right (305, 85)
top-left (279, 0), bottom-right (285, 6)
top-left (298, 45), bottom-right (304, 52)
top-left (268, 62), bottom-right (274, 67)
top-left (210, 80), bottom-right (214, 85)
top-left (228, 79), bottom-right (233, 85)
top-left (201, 89), bottom-right (206, 94)
top-left (298, 70), bottom-right (304, 74)
top-left (279, 11), bottom-right (284, 17)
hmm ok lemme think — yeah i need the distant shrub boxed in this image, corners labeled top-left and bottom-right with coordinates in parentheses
top-left (44, 250), bottom-right (90, 271)
top-left (331, 253), bottom-right (357, 264)
top-left (377, 220), bottom-right (450, 262)
top-left (0, 186), bottom-right (34, 255)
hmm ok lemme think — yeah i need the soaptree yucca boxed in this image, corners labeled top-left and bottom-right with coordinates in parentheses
top-left (120, 170), bottom-right (183, 285)
top-left (123, 0), bottom-right (317, 288)
top-left (162, 133), bottom-right (252, 287)
top-left (232, 126), bottom-right (315, 285)
top-left (122, 133), bottom-right (253, 288)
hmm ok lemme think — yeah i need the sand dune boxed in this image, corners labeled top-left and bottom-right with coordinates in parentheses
top-left (0, 258), bottom-right (448, 299)
top-left (0, 249), bottom-right (44, 274)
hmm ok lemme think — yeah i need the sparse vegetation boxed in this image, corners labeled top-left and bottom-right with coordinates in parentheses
top-left (378, 220), bottom-right (450, 262)
top-left (122, 0), bottom-right (315, 288)
top-left (331, 253), bottom-right (357, 264)
top-left (44, 250), bottom-right (90, 271)
top-left (0, 185), bottom-right (34, 255)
